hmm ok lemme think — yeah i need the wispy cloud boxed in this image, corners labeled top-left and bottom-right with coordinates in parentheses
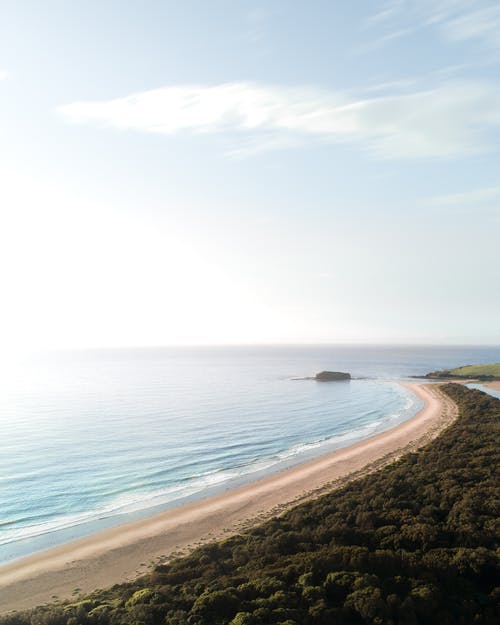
top-left (422, 186), bottom-right (500, 219)
top-left (424, 186), bottom-right (500, 207)
top-left (0, 69), bottom-right (9, 80)
top-left (244, 6), bottom-right (272, 44)
top-left (442, 5), bottom-right (500, 48)
top-left (366, 0), bottom-right (500, 52)
top-left (362, 78), bottom-right (418, 94)
top-left (59, 80), bottom-right (500, 159)
top-left (353, 25), bottom-right (420, 56)
top-left (370, 0), bottom-right (484, 27)
top-left (366, 0), bottom-right (406, 25)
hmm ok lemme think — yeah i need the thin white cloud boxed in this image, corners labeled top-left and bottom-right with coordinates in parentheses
top-left (443, 5), bottom-right (500, 48)
top-left (363, 78), bottom-right (418, 94)
top-left (59, 83), bottom-right (354, 135)
top-left (0, 69), bottom-right (9, 80)
top-left (245, 6), bottom-right (272, 44)
top-left (59, 80), bottom-right (500, 159)
top-left (422, 186), bottom-right (500, 220)
top-left (416, 0), bottom-right (484, 25)
top-left (424, 186), bottom-right (500, 207)
top-left (370, 0), bottom-right (485, 27)
top-left (366, 0), bottom-right (406, 25)
top-left (353, 26), bottom-right (420, 56)
top-left (366, 0), bottom-right (500, 52)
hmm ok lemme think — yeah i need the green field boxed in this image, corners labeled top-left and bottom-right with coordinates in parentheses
top-left (427, 363), bottom-right (500, 380)
top-left (448, 364), bottom-right (500, 377)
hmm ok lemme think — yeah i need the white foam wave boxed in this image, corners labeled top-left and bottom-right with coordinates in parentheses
top-left (0, 382), bottom-right (422, 549)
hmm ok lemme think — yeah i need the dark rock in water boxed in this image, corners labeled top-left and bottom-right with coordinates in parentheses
top-left (315, 371), bottom-right (351, 381)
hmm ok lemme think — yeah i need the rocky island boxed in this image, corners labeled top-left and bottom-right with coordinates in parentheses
top-left (314, 370), bottom-right (351, 381)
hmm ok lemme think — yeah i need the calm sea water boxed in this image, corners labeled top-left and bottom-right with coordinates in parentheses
top-left (1, 345), bottom-right (499, 563)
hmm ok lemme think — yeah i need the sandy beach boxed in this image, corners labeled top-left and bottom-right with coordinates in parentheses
top-left (0, 382), bottom-right (457, 614)
top-left (484, 381), bottom-right (500, 391)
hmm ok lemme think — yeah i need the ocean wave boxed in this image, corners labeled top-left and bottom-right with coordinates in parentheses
top-left (0, 383), bottom-right (422, 550)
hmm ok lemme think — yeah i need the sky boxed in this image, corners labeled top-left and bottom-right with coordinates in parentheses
top-left (1, 0), bottom-right (499, 351)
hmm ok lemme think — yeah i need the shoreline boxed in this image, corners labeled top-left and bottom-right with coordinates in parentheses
top-left (0, 382), bottom-right (457, 614)
top-left (0, 380), bottom-right (420, 568)
top-left (443, 378), bottom-right (500, 393)
top-left (0, 379), bottom-right (418, 564)
top-left (484, 380), bottom-right (500, 391)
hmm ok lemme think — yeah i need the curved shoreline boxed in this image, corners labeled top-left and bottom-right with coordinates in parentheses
top-left (0, 382), bottom-right (457, 614)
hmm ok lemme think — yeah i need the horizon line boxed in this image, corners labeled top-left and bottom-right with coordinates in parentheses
top-left (17, 341), bottom-right (500, 354)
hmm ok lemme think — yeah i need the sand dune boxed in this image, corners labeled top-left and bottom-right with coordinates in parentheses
top-left (0, 382), bottom-right (457, 614)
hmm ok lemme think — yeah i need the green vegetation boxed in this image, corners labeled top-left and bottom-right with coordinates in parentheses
top-left (2, 384), bottom-right (498, 625)
top-left (426, 363), bottom-right (500, 380)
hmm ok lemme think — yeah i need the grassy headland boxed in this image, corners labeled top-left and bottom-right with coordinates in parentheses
top-left (426, 363), bottom-right (500, 381)
top-left (2, 384), bottom-right (498, 625)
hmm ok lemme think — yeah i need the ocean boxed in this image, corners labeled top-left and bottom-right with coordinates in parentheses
top-left (1, 344), bottom-right (499, 564)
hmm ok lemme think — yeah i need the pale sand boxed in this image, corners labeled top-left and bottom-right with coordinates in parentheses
top-left (484, 381), bottom-right (500, 391)
top-left (0, 382), bottom-right (457, 614)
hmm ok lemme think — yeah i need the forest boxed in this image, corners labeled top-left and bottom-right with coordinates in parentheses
top-left (2, 384), bottom-right (498, 625)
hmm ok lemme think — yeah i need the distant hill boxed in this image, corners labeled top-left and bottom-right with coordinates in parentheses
top-left (426, 363), bottom-right (500, 380)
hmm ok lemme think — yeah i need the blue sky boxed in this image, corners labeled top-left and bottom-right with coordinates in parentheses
top-left (1, 0), bottom-right (499, 350)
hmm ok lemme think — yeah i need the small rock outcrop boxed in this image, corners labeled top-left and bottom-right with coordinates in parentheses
top-left (315, 371), bottom-right (351, 381)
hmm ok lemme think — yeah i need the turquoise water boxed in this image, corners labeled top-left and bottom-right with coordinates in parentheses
top-left (1, 345), bottom-right (499, 563)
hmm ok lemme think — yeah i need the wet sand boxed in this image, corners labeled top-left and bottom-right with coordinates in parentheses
top-left (0, 382), bottom-right (457, 614)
